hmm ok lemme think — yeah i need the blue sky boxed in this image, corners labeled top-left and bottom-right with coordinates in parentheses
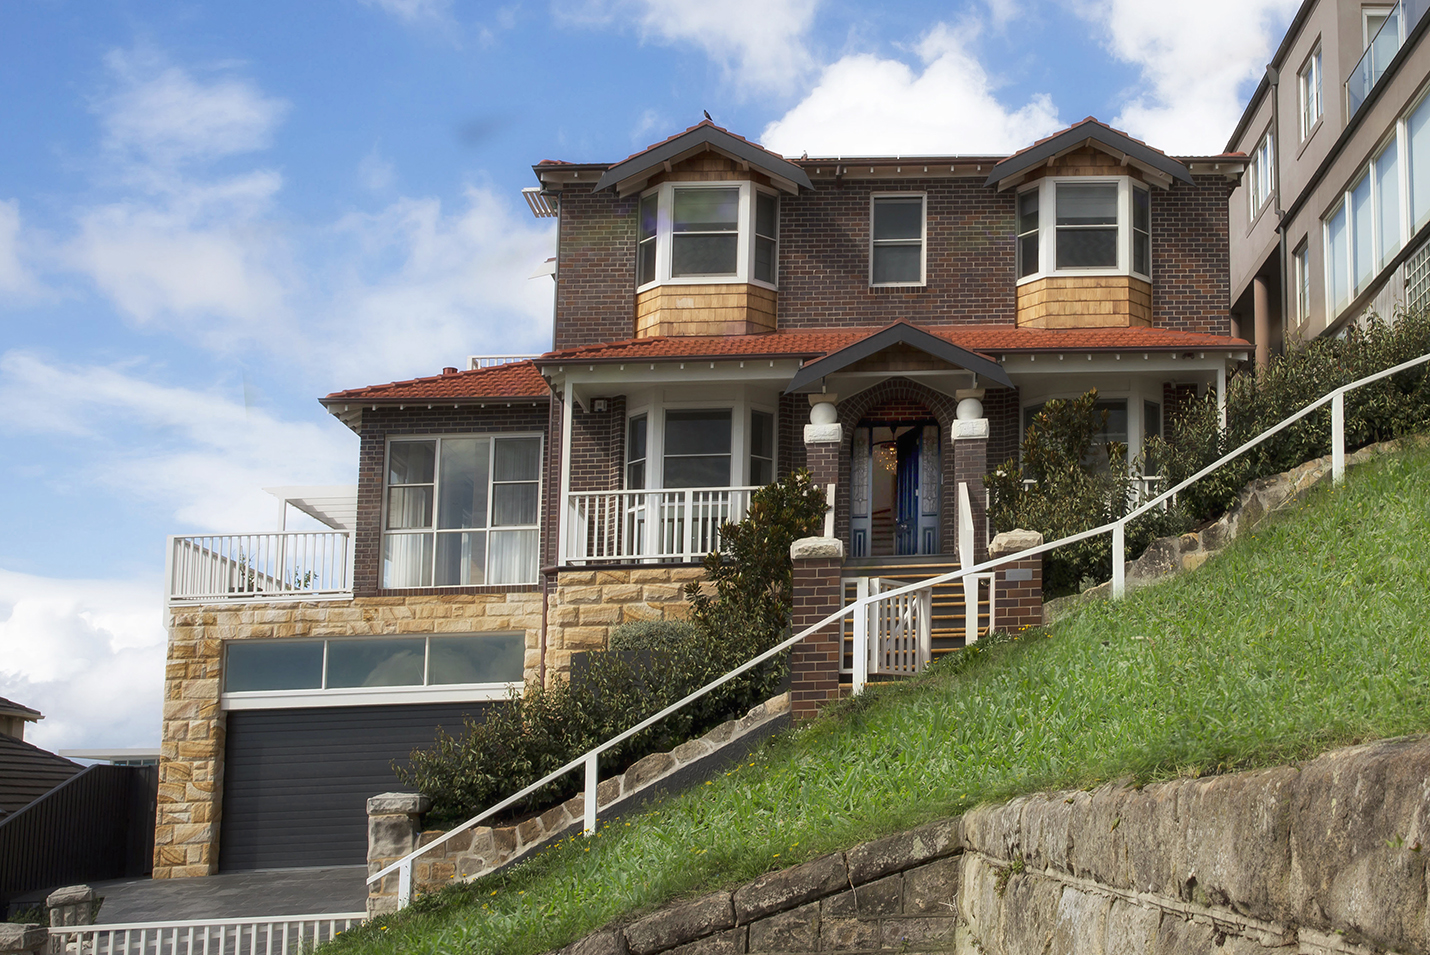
top-left (0, 0), bottom-right (1301, 751)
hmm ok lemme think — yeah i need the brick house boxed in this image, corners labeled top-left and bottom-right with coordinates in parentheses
top-left (153, 117), bottom-right (1253, 880)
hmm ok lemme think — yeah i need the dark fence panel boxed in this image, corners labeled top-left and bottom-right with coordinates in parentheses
top-left (0, 764), bottom-right (158, 912)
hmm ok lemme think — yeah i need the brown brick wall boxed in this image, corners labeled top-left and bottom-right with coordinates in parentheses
top-left (554, 184), bottom-right (638, 349)
top-left (984, 386), bottom-right (1021, 467)
top-left (353, 404), bottom-right (551, 598)
top-left (778, 179), bottom-right (1017, 327)
top-left (994, 555), bottom-right (1043, 633)
top-left (1151, 174), bottom-right (1235, 336)
top-left (789, 557), bottom-right (844, 722)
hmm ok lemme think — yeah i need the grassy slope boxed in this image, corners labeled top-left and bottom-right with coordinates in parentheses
top-left (331, 444), bottom-right (1430, 955)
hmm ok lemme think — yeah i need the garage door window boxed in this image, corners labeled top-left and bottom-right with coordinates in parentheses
top-left (223, 633), bottom-right (524, 708)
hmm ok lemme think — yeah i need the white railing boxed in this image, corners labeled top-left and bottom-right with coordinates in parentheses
top-left (49, 913), bottom-right (366, 955)
top-left (167, 532), bottom-right (353, 605)
top-left (467, 354), bottom-right (539, 370)
top-left (564, 487), bottom-right (760, 563)
top-left (372, 351), bottom-right (1430, 911)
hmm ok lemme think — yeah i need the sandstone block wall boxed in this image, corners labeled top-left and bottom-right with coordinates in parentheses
top-left (368, 694), bottom-right (791, 917)
top-left (547, 736), bottom-right (1430, 955)
top-left (545, 568), bottom-right (704, 678)
top-left (155, 593), bottom-right (542, 880)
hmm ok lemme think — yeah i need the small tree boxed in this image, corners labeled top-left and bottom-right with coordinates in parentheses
top-left (985, 390), bottom-right (1187, 597)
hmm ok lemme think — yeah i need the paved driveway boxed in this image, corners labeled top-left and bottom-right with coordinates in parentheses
top-left (87, 866), bottom-right (366, 922)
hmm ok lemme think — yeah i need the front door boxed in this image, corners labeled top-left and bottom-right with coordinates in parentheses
top-left (850, 421), bottom-right (941, 558)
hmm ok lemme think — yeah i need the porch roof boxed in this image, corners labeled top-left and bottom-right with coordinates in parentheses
top-left (534, 324), bottom-right (1251, 368)
top-left (321, 360), bottom-right (550, 429)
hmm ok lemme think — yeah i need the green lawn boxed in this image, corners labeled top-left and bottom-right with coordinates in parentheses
top-left (330, 442), bottom-right (1430, 955)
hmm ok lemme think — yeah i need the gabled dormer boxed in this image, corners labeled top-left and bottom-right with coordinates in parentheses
top-left (986, 118), bottom-right (1194, 330)
top-left (598, 122), bottom-right (812, 339)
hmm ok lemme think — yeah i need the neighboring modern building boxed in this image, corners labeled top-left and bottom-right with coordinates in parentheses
top-left (0, 699), bottom-right (83, 823)
top-left (1227, 0), bottom-right (1430, 354)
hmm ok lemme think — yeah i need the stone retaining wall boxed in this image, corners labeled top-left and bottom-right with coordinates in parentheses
top-left (368, 693), bottom-right (791, 917)
top-left (1049, 436), bottom-right (1429, 622)
top-left (154, 593), bottom-right (542, 879)
top-left (545, 568), bottom-right (706, 678)
top-left (547, 735), bottom-right (1430, 954)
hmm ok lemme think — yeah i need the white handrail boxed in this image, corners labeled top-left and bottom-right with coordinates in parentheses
top-left (372, 350), bottom-right (1430, 907)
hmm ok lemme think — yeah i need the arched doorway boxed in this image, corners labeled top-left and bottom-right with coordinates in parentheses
top-left (849, 414), bottom-right (941, 558)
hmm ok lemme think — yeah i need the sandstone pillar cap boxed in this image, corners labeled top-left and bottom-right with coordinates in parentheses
top-left (367, 792), bottom-right (432, 815)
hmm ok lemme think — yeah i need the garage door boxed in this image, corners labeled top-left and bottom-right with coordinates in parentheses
top-left (219, 702), bottom-right (486, 871)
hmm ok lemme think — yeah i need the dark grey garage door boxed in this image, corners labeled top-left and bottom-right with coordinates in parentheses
top-left (219, 702), bottom-right (487, 871)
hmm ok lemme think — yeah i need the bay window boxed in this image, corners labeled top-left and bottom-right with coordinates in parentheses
top-left (1015, 178), bottom-right (1151, 281)
top-left (663, 410), bottom-right (732, 487)
top-left (622, 403), bottom-right (776, 490)
top-left (383, 435), bottom-right (541, 588)
top-left (870, 194), bottom-right (926, 286)
top-left (636, 182), bottom-right (778, 290)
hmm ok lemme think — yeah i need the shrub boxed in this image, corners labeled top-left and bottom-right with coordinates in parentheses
top-left (397, 471), bottom-right (827, 828)
top-left (985, 390), bottom-right (1189, 597)
top-left (1149, 309), bottom-right (1430, 523)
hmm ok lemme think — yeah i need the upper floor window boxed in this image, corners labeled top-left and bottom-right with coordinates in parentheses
top-left (1293, 241), bottom-right (1310, 324)
top-left (383, 435), bottom-right (542, 588)
top-left (1299, 46), bottom-right (1322, 140)
top-left (1015, 178), bottom-right (1151, 281)
top-left (1248, 128), bottom-right (1275, 218)
top-left (870, 194), bottom-right (926, 286)
top-left (636, 182), bottom-right (778, 291)
top-left (1324, 131), bottom-right (1406, 315)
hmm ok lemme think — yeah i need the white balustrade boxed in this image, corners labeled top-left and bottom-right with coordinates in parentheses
top-left (49, 913), bottom-right (367, 955)
top-left (564, 487), bottom-right (759, 564)
top-left (167, 532), bottom-right (353, 604)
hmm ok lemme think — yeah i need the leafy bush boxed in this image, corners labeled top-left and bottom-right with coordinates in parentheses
top-left (397, 471), bottom-right (827, 827)
top-left (1149, 309), bottom-right (1430, 523)
top-left (607, 619), bottom-right (699, 652)
top-left (985, 390), bottom-right (1189, 597)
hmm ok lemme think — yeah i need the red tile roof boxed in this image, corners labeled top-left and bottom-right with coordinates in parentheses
top-left (534, 324), bottom-right (1250, 365)
top-left (322, 360), bottom-right (549, 403)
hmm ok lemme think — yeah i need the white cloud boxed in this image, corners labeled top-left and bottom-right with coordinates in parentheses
top-left (361, 0), bottom-right (454, 23)
top-left (0, 570), bottom-right (165, 751)
top-left (325, 186), bottom-right (556, 382)
top-left (0, 352), bottom-right (356, 532)
top-left (762, 23), bottom-right (1062, 156)
top-left (358, 148), bottom-right (397, 192)
top-left (100, 47), bottom-right (289, 173)
top-left (0, 200), bottom-right (41, 298)
top-left (1077, 0), bottom-right (1301, 154)
top-left (558, 0), bottom-right (820, 94)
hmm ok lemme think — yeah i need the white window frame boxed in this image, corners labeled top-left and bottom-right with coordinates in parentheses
top-left (1293, 241), bottom-right (1311, 325)
top-left (1248, 128), bottom-right (1275, 220)
top-left (381, 433), bottom-right (544, 589)
top-left (1014, 177), bottom-right (1151, 284)
top-left (635, 181), bottom-right (779, 292)
top-left (1322, 126), bottom-right (1412, 319)
top-left (1364, 5), bottom-right (1394, 49)
top-left (220, 633), bottom-right (526, 710)
top-left (624, 395), bottom-right (777, 491)
top-left (869, 192), bottom-right (928, 287)
top-left (1299, 45), bottom-right (1323, 141)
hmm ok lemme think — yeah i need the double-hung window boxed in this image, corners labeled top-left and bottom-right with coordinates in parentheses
top-left (1248, 128), bottom-right (1275, 219)
top-left (1299, 47), bottom-right (1322, 140)
top-left (1015, 178), bottom-right (1150, 281)
top-left (636, 182), bottom-right (778, 290)
top-left (870, 194), bottom-right (926, 286)
top-left (1293, 242), bottom-right (1310, 324)
top-left (624, 405), bottom-right (775, 490)
top-left (383, 435), bottom-right (542, 588)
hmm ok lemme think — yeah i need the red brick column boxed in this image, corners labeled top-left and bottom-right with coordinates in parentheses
top-left (990, 529), bottom-right (1044, 633)
top-left (789, 537), bottom-right (844, 722)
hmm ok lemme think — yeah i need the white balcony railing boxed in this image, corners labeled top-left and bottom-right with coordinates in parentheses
top-left (564, 487), bottom-right (760, 564)
top-left (167, 531), bottom-right (353, 605)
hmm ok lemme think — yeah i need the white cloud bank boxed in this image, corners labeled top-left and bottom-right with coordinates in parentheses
top-left (0, 352), bottom-right (356, 533)
top-left (557, 0), bottom-right (820, 95)
top-left (762, 23), bottom-right (1062, 157)
top-left (1078, 0), bottom-right (1302, 153)
top-left (0, 570), bottom-right (165, 751)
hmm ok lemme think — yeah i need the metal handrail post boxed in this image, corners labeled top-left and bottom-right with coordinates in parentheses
top-left (1332, 391), bottom-right (1346, 485)
top-left (1111, 521), bottom-right (1126, 599)
top-left (583, 752), bottom-right (598, 836)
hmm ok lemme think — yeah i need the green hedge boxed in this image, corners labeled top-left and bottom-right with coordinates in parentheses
top-left (397, 472), bottom-right (826, 827)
